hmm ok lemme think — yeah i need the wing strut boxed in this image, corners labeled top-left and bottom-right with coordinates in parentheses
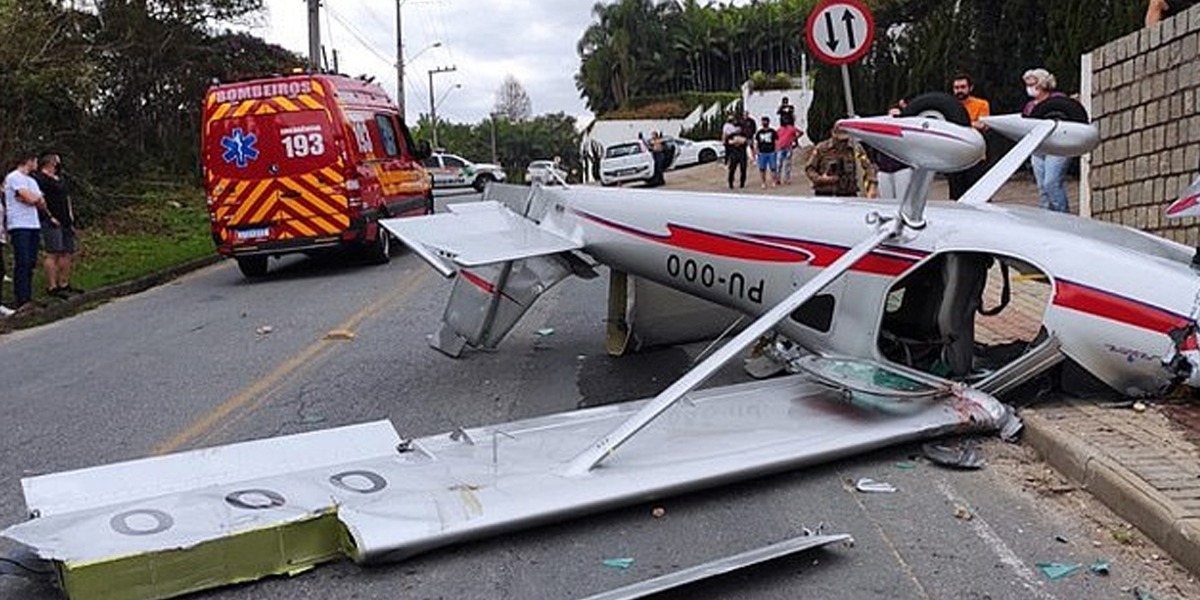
top-left (958, 119), bottom-right (1056, 206)
top-left (564, 224), bottom-right (899, 475)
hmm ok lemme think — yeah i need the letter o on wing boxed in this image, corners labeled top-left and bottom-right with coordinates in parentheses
top-left (329, 470), bottom-right (388, 494)
top-left (224, 489), bottom-right (287, 510)
top-left (110, 509), bottom-right (174, 536)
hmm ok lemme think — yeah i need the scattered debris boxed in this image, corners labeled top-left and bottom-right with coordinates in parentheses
top-left (1054, 535), bottom-right (1069, 544)
top-left (536, 327), bottom-right (556, 337)
top-left (255, 325), bottom-right (273, 335)
top-left (651, 507), bottom-right (665, 518)
top-left (1090, 560), bottom-right (1110, 575)
top-left (922, 439), bottom-right (986, 469)
top-left (603, 558), bottom-right (635, 570)
top-left (166, 200), bottom-right (183, 209)
top-left (1134, 586), bottom-right (1160, 600)
top-left (1099, 400), bottom-right (1136, 409)
top-left (324, 329), bottom-right (356, 340)
top-left (855, 478), bottom-right (897, 493)
top-left (1036, 562), bottom-right (1082, 580)
top-left (1111, 528), bottom-right (1137, 545)
top-left (1133, 402), bottom-right (1148, 413)
top-left (894, 461), bottom-right (917, 470)
top-left (953, 505), bottom-right (973, 521)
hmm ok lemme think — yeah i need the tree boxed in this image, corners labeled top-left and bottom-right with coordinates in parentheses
top-left (493, 75), bottom-right (533, 121)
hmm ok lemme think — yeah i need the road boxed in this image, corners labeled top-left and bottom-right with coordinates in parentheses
top-left (0, 188), bottom-right (1194, 600)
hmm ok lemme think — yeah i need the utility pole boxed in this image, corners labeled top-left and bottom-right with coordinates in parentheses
top-left (489, 113), bottom-right (498, 164)
top-left (396, 0), bottom-right (404, 117)
top-left (307, 0), bottom-right (321, 72)
top-left (428, 65), bottom-right (456, 149)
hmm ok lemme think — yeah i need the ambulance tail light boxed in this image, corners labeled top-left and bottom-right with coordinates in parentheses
top-left (345, 178), bottom-right (363, 208)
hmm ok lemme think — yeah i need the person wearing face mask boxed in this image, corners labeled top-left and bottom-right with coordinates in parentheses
top-left (1022, 68), bottom-right (1071, 213)
top-left (947, 73), bottom-right (991, 200)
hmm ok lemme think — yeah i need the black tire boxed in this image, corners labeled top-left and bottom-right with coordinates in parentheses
top-left (901, 92), bottom-right (970, 126)
top-left (366, 227), bottom-right (391, 264)
top-left (473, 174), bottom-right (494, 193)
top-left (699, 148), bottom-right (717, 163)
top-left (236, 256), bottom-right (268, 278)
top-left (1029, 96), bottom-right (1089, 123)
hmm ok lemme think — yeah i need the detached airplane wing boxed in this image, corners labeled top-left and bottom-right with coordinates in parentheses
top-left (379, 199), bottom-right (582, 277)
top-left (380, 190), bottom-right (594, 357)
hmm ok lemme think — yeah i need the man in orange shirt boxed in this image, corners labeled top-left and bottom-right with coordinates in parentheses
top-left (949, 73), bottom-right (991, 199)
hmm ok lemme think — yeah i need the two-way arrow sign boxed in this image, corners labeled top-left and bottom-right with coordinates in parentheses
top-left (806, 0), bottom-right (875, 66)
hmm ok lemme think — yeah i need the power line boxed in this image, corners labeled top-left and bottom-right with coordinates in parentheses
top-left (325, 4), bottom-right (395, 68)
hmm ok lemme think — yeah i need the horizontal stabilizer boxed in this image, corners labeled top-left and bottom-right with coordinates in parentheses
top-left (981, 114), bottom-right (1099, 157)
top-left (380, 200), bottom-right (581, 277)
top-left (837, 116), bottom-right (985, 172)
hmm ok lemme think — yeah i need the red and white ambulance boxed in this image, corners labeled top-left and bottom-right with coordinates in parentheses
top-left (202, 74), bottom-right (432, 277)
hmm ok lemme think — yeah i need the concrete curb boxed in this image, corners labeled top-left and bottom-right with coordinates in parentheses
top-left (0, 255), bottom-right (225, 334)
top-left (1023, 409), bottom-right (1200, 576)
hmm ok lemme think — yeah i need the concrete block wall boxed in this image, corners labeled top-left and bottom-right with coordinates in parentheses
top-left (1088, 6), bottom-right (1200, 245)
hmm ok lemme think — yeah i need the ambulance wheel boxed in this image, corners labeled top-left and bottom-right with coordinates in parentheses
top-left (1029, 97), bottom-right (1089, 123)
top-left (236, 256), bottom-right (268, 278)
top-left (367, 228), bottom-right (392, 264)
top-left (901, 92), bottom-right (970, 126)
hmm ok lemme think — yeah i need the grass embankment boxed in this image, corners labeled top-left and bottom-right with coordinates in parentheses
top-left (2, 186), bottom-right (213, 309)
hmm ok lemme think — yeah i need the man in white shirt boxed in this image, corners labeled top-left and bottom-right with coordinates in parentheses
top-left (4, 153), bottom-right (47, 314)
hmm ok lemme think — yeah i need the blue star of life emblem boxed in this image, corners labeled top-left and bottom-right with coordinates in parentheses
top-left (221, 128), bottom-right (260, 168)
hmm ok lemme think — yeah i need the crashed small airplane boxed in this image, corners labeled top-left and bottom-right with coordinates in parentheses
top-left (5, 93), bottom-right (1198, 600)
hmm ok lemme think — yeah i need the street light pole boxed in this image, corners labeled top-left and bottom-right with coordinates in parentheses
top-left (428, 65), bottom-right (456, 149)
top-left (396, 0), bottom-right (404, 117)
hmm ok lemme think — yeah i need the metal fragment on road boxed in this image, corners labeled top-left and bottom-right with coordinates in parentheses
top-left (855, 478), bottom-right (897, 493)
top-left (578, 533), bottom-right (853, 600)
top-left (922, 439), bottom-right (986, 469)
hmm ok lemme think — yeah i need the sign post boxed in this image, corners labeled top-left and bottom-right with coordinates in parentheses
top-left (805, 0), bottom-right (875, 117)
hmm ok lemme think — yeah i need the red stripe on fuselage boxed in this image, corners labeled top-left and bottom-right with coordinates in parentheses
top-left (1054, 280), bottom-right (1189, 334)
top-left (576, 211), bottom-right (811, 263)
top-left (575, 210), bottom-right (923, 275)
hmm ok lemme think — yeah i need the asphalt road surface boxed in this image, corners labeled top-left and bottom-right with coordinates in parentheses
top-left (0, 189), bottom-right (1193, 599)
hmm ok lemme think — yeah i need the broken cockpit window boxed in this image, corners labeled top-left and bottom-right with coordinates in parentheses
top-left (877, 251), bottom-right (1052, 384)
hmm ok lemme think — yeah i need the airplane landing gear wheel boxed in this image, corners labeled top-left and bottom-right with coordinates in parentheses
top-left (900, 92), bottom-right (971, 126)
top-left (1029, 96), bottom-right (1089, 123)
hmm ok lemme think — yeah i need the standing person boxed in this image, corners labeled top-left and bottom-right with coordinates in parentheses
top-left (948, 73), bottom-right (991, 200)
top-left (4, 153), bottom-right (46, 314)
top-left (648, 131), bottom-right (667, 187)
top-left (806, 126), bottom-right (863, 196)
top-left (1023, 68), bottom-right (1071, 213)
top-left (775, 120), bottom-right (802, 185)
top-left (872, 103), bottom-right (913, 199)
top-left (777, 96), bottom-right (796, 128)
top-left (32, 153), bottom-right (81, 298)
top-left (724, 113), bottom-right (750, 189)
top-left (1147, 0), bottom-right (1198, 26)
top-left (0, 185), bottom-right (8, 316)
top-left (753, 116), bottom-right (779, 189)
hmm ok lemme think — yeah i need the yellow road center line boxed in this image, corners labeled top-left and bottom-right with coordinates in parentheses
top-left (152, 267), bottom-right (432, 455)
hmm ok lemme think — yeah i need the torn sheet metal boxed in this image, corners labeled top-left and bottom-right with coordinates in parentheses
top-left (4, 375), bottom-right (1013, 600)
top-left (577, 532), bottom-right (853, 600)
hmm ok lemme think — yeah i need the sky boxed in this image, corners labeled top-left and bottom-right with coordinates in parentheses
top-left (254, 0), bottom-right (599, 125)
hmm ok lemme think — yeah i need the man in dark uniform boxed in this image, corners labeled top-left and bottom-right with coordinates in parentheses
top-left (805, 126), bottom-right (863, 196)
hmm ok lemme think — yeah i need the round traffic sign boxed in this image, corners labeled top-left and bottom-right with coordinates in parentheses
top-left (805, 0), bottom-right (875, 66)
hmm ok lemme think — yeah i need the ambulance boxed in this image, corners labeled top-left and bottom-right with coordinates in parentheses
top-left (202, 74), bottom-right (433, 277)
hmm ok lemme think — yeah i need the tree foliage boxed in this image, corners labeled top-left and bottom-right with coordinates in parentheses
top-left (577, 0), bottom-right (1142, 138)
top-left (0, 0), bottom-right (301, 221)
top-left (414, 113), bottom-right (583, 183)
top-left (493, 74), bottom-right (533, 121)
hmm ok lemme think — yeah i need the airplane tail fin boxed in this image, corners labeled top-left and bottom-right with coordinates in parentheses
top-left (1165, 175), bottom-right (1200, 219)
top-left (380, 185), bottom-right (595, 356)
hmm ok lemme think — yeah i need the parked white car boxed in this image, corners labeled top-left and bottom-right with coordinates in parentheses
top-left (666, 136), bottom-right (724, 169)
top-left (525, 160), bottom-right (568, 185)
top-left (422, 152), bottom-right (507, 192)
top-left (599, 141), bottom-right (655, 186)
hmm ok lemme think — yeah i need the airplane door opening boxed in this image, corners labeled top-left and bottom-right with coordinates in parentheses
top-left (877, 251), bottom-right (1052, 383)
